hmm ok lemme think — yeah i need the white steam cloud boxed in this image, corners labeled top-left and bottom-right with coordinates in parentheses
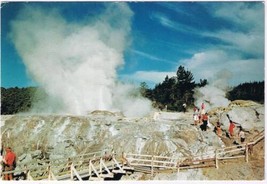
top-left (194, 70), bottom-right (231, 111)
top-left (10, 3), bottom-right (152, 117)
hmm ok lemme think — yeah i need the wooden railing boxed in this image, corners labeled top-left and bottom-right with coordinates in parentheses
top-left (0, 130), bottom-right (264, 180)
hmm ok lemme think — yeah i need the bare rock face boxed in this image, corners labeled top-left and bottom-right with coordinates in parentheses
top-left (1, 112), bottom-right (223, 163)
top-left (209, 100), bottom-right (264, 133)
top-left (0, 100), bottom-right (264, 180)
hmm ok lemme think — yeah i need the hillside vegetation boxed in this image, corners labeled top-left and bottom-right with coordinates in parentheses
top-left (1, 66), bottom-right (264, 114)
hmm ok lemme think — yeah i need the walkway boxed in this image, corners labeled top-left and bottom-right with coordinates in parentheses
top-left (0, 130), bottom-right (264, 181)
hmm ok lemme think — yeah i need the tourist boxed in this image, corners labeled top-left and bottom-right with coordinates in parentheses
top-left (1, 145), bottom-right (3, 156)
top-left (121, 152), bottom-right (129, 166)
top-left (3, 147), bottom-right (16, 180)
top-left (201, 102), bottom-right (205, 110)
top-left (103, 151), bottom-right (112, 161)
top-left (201, 103), bottom-right (205, 113)
top-left (182, 103), bottom-right (187, 113)
top-left (215, 122), bottom-right (222, 137)
top-left (200, 103), bottom-right (205, 120)
top-left (201, 113), bottom-right (209, 131)
top-left (228, 120), bottom-right (236, 138)
top-left (0, 145), bottom-right (3, 179)
top-left (193, 107), bottom-right (199, 125)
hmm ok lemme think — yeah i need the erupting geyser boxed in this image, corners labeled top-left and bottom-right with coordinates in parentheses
top-left (10, 3), bottom-right (152, 117)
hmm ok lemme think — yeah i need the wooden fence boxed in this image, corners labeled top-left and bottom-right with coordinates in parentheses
top-left (0, 130), bottom-right (264, 180)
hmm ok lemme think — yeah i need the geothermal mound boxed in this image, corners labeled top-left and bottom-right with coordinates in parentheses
top-left (0, 100), bottom-right (264, 180)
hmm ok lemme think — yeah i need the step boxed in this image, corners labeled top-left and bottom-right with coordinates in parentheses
top-left (122, 166), bottom-right (134, 170)
top-left (89, 177), bottom-right (104, 181)
top-left (100, 173), bottom-right (114, 178)
top-left (112, 169), bottom-right (126, 174)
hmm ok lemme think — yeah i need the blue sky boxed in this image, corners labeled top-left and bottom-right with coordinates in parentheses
top-left (1, 1), bottom-right (265, 88)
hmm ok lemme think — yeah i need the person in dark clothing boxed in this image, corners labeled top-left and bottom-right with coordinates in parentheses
top-left (1, 145), bottom-right (3, 156)
top-left (201, 113), bottom-right (209, 131)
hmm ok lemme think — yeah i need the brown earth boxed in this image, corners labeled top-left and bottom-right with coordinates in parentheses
top-left (202, 135), bottom-right (264, 180)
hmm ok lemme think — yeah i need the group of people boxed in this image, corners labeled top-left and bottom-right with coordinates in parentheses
top-left (193, 103), bottom-right (209, 131)
top-left (1, 146), bottom-right (17, 180)
top-left (215, 119), bottom-right (246, 144)
top-left (193, 103), bottom-right (246, 145)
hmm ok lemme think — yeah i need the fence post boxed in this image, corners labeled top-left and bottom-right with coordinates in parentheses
top-left (27, 170), bottom-right (34, 181)
top-left (177, 158), bottom-right (180, 174)
top-left (70, 163), bottom-right (74, 180)
top-left (151, 155), bottom-right (154, 178)
top-left (48, 165), bottom-right (51, 180)
top-left (245, 143), bottom-right (249, 162)
top-left (100, 158), bottom-right (103, 174)
top-left (215, 149), bottom-right (219, 169)
top-left (88, 160), bottom-right (92, 178)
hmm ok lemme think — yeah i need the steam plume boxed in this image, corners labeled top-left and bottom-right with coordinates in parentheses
top-left (10, 3), bottom-right (152, 117)
top-left (194, 70), bottom-right (231, 110)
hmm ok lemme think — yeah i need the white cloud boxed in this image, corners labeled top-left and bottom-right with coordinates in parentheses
top-left (204, 2), bottom-right (264, 57)
top-left (150, 12), bottom-right (199, 35)
top-left (211, 2), bottom-right (264, 31)
top-left (204, 29), bottom-right (264, 57)
top-left (128, 3), bottom-right (264, 88)
top-left (179, 3), bottom-right (264, 86)
top-left (181, 50), bottom-right (264, 86)
top-left (153, 3), bottom-right (264, 58)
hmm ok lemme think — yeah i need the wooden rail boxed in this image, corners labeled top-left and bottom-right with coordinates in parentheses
top-left (1, 130), bottom-right (264, 180)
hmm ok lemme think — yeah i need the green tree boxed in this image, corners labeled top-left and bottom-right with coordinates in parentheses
top-left (175, 66), bottom-right (195, 111)
top-left (147, 66), bottom-right (196, 111)
top-left (139, 82), bottom-right (153, 100)
top-left (1, 87), bottom-right (37, 114)
top-left (197, 79), bottom-right (208, 87)
top-left (227, 81), bottom-right (264, 103)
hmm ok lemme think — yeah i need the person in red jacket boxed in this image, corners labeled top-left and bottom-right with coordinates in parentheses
top-left (3, 147), bottom-right (16, 180)
top-left (201, 113), bottom-right (209, 131)
top-left (229, 120), bottom-right (236, 138)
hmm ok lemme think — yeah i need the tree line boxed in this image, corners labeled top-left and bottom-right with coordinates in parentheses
top-left (226, 81), bottom-right (264, 103)
top-left (140, 65), bottom-right (208, 111)
top-left (1, 87), bottom-right (37, 114)
top-left (140, 65), bottom-right (264, 111)
top-left (1, 65), bottom-right (264, 114)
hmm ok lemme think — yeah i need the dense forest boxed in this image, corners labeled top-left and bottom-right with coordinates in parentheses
top-left (1, 65), bottom-right (264, 114)
top-left (226, 81), bottom-right (264, 103)
top-left (1, 87), bottom-right (37, 114)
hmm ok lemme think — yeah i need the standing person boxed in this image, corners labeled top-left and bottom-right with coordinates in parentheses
top-left (3, 147), bottom-right (16, 180)
top-left (182, 103), bottom-right (187, 113)
top-left (121, 152), bottom-right (129, 166)
top-left (238, 127), bottom-right (245, 144)
top-left (201, 113), bottom-right (209, 131)
top-left (0, 145), bottom-right (3, 179)
top-left (165, 105), bottom-right (168, 112)
top-left (1, 145), bottom-right (3, 156)
top-left (228, 120), bottom-right (236, 138)
top-left (200, 103), bottom-right (205, 120)
top-left (193, 107), bottom-right (199, 125)
top-left (201, 103), bottom-right (205, 110)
